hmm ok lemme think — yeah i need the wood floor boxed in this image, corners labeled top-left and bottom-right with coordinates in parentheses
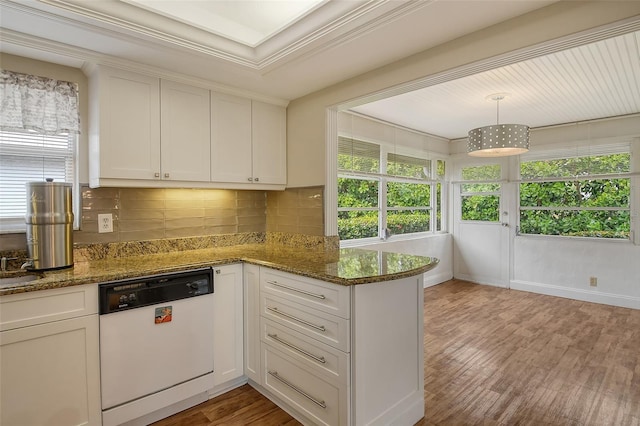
top-left (152, 280), bottom-right (640, 425)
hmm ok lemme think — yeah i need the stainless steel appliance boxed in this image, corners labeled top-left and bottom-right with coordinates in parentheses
top-left (99, 268), bottom-right (215, 426)
top-left (25, 179), bottom-right (74, 270)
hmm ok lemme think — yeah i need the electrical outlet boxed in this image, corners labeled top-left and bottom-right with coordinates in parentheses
top-left (589, 276), bottom-right (597, 287)
top-left (98, 213), bottom-right (113, 233)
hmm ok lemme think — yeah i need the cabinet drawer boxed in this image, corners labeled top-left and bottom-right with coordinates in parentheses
top-left (262, 344), bottom-right (347, 426)
top-left (0, 284), bottom-right (98, 331)
top-left (261, 318), bottom-right (349, 385)
top-left (261, 269), bottom-right (350, 319)
top-left (261, 293), bottom-right (350, 352)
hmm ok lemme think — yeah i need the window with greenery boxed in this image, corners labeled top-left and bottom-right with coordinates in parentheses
top-left (519, 151), bottom-right (631, 239)
top-left (460, 164), bottom-right (501, 222)
top-left (338, 137), bottom-right (443, 241)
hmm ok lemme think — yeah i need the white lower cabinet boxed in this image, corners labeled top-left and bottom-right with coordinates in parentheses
top-left (212, 264), bottom-right (244, 388)
top-left (262, 344), bottom-right (347, 426)
top-left (255, 266), bottom-right (425, 426)
top-left (0, 284), bottom-right (101, 426)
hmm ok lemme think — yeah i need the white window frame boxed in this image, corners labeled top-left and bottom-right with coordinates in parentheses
top-left (517, 143), bottom-right (634, 241)
top-left (337, 135), bottom-right (446, 245)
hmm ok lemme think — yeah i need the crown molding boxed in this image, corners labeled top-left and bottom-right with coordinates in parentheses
top-left (4, 0), bottom-right (258, 68)
top-left (4, 0), bottom-right (431, 74)
top-left (0, 28), bottom-right (289, 106)
top-left (256, 0), bottom-right (433, 72)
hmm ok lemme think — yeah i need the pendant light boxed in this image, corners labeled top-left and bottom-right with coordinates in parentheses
top-left (467, 93), bottom-right (529, 157)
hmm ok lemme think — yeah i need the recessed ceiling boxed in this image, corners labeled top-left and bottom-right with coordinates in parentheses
top-left (122, 0), bottom-right (326, 47)
top-left (0, 0), bottom-right (557, 100)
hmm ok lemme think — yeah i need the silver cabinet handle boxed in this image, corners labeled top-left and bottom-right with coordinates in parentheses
top-left (267, 307), bottom-right (326, 332)
top-left (248, 177), bottom-right (253, 182)
top-left (164, 173), bottom-right (170, 178)
top-left (267, 280), bottom-right (326, 300)
top-left (268, 371), bottom-right (326, 409)
top-left (254, 177), bottom-right (259, 182)
top-left (267, 333), bottom-right (326, 364)
top-left (154, 172), bottom-right (160, 178)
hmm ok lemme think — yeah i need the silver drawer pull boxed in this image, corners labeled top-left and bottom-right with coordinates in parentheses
top-left (268, 333), bottom-right (326, 364)
top-left (268, 370), bottom-right (327, 409)
top-left (267, 307), bottom-right (326, 332)
top-left (267, 280), bottom-right (326, 300)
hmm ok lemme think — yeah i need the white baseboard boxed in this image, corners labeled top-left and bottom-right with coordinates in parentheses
top-left (454, 273), bottom-right (509, 288)
top-left (511, 280), bottom-right (640, 310)
top-left (208, 376), bottom-right (248, 399)
top-left (423, 270), bottom-right (453, 288)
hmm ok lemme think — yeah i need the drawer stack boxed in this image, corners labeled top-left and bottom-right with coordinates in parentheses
top-left (259, 269), bottom-right (350, 426)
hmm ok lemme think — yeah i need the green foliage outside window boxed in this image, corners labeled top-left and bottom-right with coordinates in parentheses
top-left (519, 153), bottom-right (630, 239)
top-left (338, 138), bottom-right (438, 240)
top-left (461, 195), bottom-right (499, 221)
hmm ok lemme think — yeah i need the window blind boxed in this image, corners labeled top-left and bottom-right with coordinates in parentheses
top-left (0, 130), bottom-right (75, 229)
top-left (338, 137), bottom-right (380, 173)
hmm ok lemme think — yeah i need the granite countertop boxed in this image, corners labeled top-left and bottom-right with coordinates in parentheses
top-left (0, 243), bottom-right (439, 296)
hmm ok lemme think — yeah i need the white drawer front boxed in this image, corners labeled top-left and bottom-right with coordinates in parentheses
top-left (0, 284), bottom-right (98, 331)
top-left (261, 269), bottom-right (350, 319)
top-left (261, 318), bottom-right (349, 385)
top-left (261, 293), bottom-right (350, 352)
top-left (262, 344), bottom-right (347, 426)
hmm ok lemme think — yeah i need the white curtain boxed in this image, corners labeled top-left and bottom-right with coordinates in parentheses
top-left (0, 69), bottom-right (80, 135)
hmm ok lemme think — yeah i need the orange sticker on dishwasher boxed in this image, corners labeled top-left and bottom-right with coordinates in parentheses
top-left (155, 306), bottom-right (172, 323)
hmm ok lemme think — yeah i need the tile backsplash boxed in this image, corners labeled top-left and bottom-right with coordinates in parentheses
top-left (76, 186), bottom-right (268, 244)
top-left (266, 186), bottom-right (324, 236)
top-left (0, 185), bottom-right (325, 251)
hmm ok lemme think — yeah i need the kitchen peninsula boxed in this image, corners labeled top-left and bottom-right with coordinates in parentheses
top-left (0, 235), bottom-right (438, 426)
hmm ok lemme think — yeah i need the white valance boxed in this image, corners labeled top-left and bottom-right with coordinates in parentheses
top-left (0, 69), bottom-right (80, 135)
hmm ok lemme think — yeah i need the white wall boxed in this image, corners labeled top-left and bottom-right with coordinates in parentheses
top-left (357, 234), bottom-right (453, 288)
top-left (512, 237), bottom-right (640, 309)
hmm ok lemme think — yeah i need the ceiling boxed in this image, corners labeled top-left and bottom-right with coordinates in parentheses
top-left (351, 29), bottom-right (640, 140)
top-left (0, 0), bottom-right (556, 101)
top-left (0, 0), bottom-right (638, 139)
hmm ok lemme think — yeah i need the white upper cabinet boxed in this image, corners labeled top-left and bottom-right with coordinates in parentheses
top-left (161, 80), bottom-right (211, 182)
top-left (252, 101), bottom-right (287, 185)
top-left (211, 95), bottom-right (287, 187)
top-left (210, 92), bottom-right (252, 183)
top-left (88, 65), bottom-right (286, 189)
top-left (89, 65), bottom-right (161, 184)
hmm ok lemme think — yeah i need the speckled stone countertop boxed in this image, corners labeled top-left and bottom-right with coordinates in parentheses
top-left (0, 242), bottom-right (439, 296)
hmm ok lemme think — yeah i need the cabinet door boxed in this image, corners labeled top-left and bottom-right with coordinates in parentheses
top-left (251, 101), bottom-right (287, 185)
top-left (97, 67), bottom-right (160, 180)
top-left (0, 315), bottom-right (101, 426)
top-left (160, 80), bottom-right (211, 182)
top-left (212, 264), bottom-right (244, 386)
top-left (210, 92), bottom-right (252, 183)
top-left (243, 263), bottom-right (261, 384)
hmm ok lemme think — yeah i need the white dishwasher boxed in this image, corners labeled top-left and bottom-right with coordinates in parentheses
top-left (99, 268), bottom-right (215, 426)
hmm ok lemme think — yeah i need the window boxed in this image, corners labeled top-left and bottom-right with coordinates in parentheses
top-left (0, 131), bottom-right (76, 230)
top-left (0, 70), bottom-right (79, 232)
top-left (460, 164), bottom-right (501, 222)
top-left (519, 149), bottom-right (631, 239)
top-left (337, 137), bottom-right (444, 241)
